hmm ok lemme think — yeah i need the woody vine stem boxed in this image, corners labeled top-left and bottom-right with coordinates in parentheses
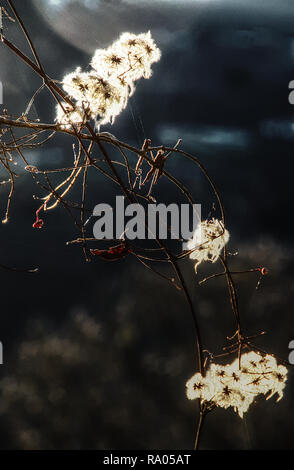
top-left (0, 0), bottom-right (291, 450)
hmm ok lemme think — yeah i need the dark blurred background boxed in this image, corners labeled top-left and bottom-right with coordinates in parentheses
top-left (0, 0), bottom-right (293, 449)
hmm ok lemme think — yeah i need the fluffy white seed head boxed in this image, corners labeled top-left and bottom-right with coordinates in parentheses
top-left (91, 47), bottom-right (129, 80)
top-left (113, 31), bottom-right (161, 80)
top-left (62, 67), bottom-right (90, 101)
top-left (61, 69), bottom-right (129, 125)
top-left (55, 102), bottom-right (89, 129)
top-left (187, 218), bottom-right (229, 271)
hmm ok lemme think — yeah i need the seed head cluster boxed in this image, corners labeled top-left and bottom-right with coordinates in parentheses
top-left (186, 351), bottom-right (288, 418)
top-left (56, 31), bottom-right (161, 128)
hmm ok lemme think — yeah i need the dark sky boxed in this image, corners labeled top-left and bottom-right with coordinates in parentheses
top-left (0, 0), bottom-right (293, 450)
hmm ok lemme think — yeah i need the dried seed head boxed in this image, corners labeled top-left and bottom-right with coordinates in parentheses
top-left (186, 351), bottom-right (288, 418)
top-left (56, 32), bottom-right (161, 128)
top-left (186, 218), bottom-right (230, 271)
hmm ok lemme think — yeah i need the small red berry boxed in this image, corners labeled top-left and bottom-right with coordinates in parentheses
top-left (33, 219), bottom-right (44, 229)
top-left (260, 267), bottom-right (269, 276)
